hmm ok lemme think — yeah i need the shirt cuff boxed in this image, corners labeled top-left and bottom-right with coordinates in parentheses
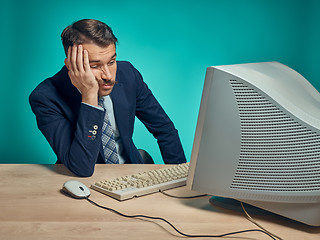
top-left (81, 102), bottom-right (104, 111)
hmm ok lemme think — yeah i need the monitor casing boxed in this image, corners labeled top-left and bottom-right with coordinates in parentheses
top-left (187, 62), bottom-right (320, 226)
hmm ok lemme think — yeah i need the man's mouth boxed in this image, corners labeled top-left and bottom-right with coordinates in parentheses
top-left (98, 79), bottom-right (115, 90)
top-left (98, 79), bottom-right (114, 85)
top-left (101, 79), bottom-right (112, 84)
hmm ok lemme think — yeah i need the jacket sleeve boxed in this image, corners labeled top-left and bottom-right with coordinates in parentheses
top-left (29, 92), bottom-right (105, 177)
top-left (131, 64), bottom-right (187, 164)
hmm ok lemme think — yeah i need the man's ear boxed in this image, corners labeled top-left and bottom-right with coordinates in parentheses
top-left (64, 58), bottom-right (69, 70)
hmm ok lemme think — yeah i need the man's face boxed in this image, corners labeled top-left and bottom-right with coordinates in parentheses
top-left (82, 43), bottom-right (117, 96)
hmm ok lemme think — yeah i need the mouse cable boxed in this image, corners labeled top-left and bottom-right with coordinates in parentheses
top-left (84, 196), bottom-right (276, 239)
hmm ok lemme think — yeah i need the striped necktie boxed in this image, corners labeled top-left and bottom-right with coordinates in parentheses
top-left (98, 97), bottom-right (119, 164)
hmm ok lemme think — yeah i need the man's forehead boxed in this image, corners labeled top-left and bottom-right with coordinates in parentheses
top-left (89, 53), bottom-right (116, 63)
top-left (83, 43), bottom-right (116, 61)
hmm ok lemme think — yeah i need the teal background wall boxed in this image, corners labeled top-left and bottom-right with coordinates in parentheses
top-left (1, 0), bottom-right (319, 164)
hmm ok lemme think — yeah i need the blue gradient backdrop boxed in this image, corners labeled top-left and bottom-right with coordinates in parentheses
top-left (1, 0), bottom-right (319, 164)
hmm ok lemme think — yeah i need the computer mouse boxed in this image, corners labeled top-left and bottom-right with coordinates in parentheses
top-left (62, 180), bottom-right (91, 199)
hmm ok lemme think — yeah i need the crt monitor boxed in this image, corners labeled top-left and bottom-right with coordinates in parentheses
top-left (187, 61), bottom-right (320, 226)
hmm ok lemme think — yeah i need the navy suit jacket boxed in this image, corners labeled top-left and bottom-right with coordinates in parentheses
top-left (29, 61), bottom-right (186, 177)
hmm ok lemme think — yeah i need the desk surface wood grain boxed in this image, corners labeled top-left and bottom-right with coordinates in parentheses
top-left (0, 164), bottom-right (319, 240)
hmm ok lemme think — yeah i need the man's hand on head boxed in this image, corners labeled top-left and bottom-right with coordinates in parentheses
top-left (65, 45), bottom-right (99, 106)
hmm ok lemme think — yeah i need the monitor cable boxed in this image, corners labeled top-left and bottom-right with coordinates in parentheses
top-left (240, 202), bottom-right (283, 240)
top-left (160, 189), bottom-right (283, 240)
top-left (160, 189), bottom-right (208, 199)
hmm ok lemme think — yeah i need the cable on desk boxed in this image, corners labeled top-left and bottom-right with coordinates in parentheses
top-left (84, 196), bottom-right (277, 239)
top-left (240, 202), bottom-right (283, 240)
top-left (160, 189), bottom-right (209, 199)
top-left (161, 190), bottom-right (283, 240)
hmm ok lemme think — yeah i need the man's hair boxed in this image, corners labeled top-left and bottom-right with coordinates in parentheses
top-left (61, 19), bottom-right (118, 54)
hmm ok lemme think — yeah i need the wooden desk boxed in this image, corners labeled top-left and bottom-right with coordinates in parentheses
top-left (0, 164), bottom-right (319, 240)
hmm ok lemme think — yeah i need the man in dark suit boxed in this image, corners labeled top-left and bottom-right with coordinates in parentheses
top-left (29, 19), bottom-right (186, 177)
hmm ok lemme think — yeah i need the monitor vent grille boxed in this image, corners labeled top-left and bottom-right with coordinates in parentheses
top-left (229, 79), bottom-right (320, 192)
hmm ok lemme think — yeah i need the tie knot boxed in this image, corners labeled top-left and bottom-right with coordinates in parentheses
top-left (98, 97), bottom-right (104, 108)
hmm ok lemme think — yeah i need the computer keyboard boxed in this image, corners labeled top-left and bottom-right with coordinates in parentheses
top-left (91, 162), bottom-right (189, 201)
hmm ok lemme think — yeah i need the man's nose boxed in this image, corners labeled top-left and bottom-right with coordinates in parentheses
top-left (101, 65), bottom-right (112, 80)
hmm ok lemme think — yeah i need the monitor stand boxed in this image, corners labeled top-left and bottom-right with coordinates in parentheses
top-left (209, 196), bottom-right (270, 215)
top-left (209, 196), bottom-right (320, 226)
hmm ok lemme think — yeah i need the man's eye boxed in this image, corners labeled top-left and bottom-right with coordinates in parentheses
top-left (108, 60), bottom-right (116, 66)
top-left (90, 65), bottom-right (98, 69)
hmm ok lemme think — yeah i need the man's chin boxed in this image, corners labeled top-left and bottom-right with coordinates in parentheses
top-left (98, 88), bottom-right (113, 97)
